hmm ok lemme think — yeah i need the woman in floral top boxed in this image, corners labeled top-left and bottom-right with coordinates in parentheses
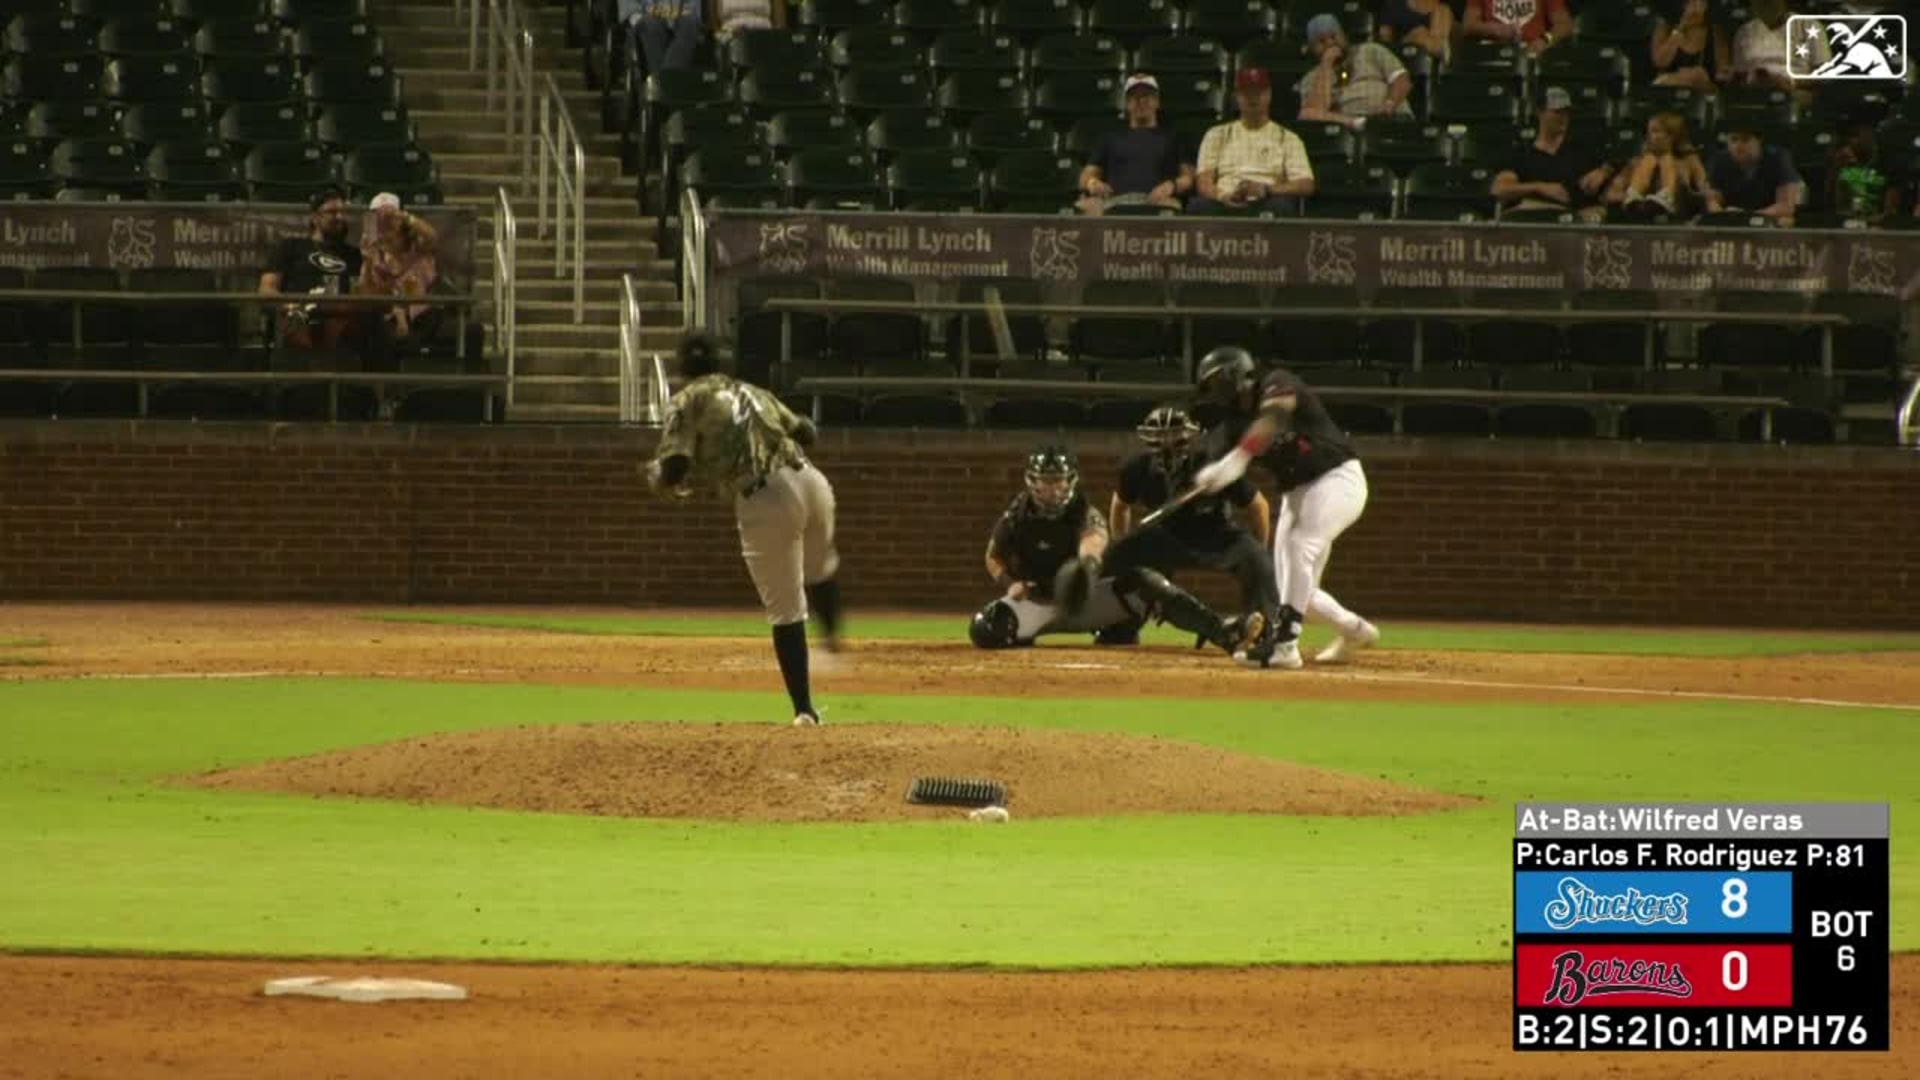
top-left (359, 192), bottom-right (440, 341)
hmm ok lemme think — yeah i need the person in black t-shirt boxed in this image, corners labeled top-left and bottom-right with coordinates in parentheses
top-left (1704, 124), bottom-right (1804, 222)
top-left (258, 186), bottom-right (367, 353)
top-left (1190, 347), bottom-right (1380, 671)
top-left (1490, 87), bottom-right (1616, 221)
top-left (971, 444), bottom-right (1262, 659)
top-left (1103, 405), bottom-right (1278, 647)
top-left (1076, 74), bottom-right (1193, 215)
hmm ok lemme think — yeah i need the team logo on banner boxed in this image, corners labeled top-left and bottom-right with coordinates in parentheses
top-left (757, 221), bottom-right (811, 274)
top-left (1027, 228), bottom-right (1080, 281)
top-left (1788, 15), bottom-right (1906, 80)
top-left (1305, 232), bottom-right (1355, 285)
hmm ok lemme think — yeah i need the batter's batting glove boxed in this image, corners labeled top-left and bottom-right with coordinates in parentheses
top-left (1194, 447), bottom-right (1252, 493)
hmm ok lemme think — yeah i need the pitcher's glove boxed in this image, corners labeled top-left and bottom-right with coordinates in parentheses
top-left (1052, 555), bottom-right (1100, 617)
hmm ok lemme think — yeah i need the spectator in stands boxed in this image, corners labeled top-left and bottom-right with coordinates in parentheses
top-left (1297, 14), bottom-right (1415, 130)
top-left (1730, 0), bottom-right (1826, 89)
top-left (711, 0), bottom-right (783, 43)
top-left (1828, 114), bottom-right (1903, 223)
top-left (1651, 0), bottom-right (1729, 92)
top-left (1374, 0), bottom-right (1454, 64)
top-left (1463, 0), bottom-right (1574, 57)
top-left (1190, 68), bottom-right (1316, 216)
top-left (1608, 111), bottom-right (1710, 221)
top-left (620, 0), bottom-right (704, 74)
top-left (1703, 123), bottom-right (1803, 222)
top-left (259, 186), bottom-right (364, 353)
top-left (359, 192), bottom-right (442, 354)
top-left (1076, 74), bottom-right (1192, 215)
top-left (1489, 87), bottom-right (1614, 221)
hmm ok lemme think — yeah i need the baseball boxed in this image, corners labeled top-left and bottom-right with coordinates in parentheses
top-left (969, 806), bottom-right (1011, 824)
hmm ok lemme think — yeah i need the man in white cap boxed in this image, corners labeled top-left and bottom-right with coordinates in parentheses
top-left (1077, 73), bottom-right (1193, 215)
top-left (1296, 14), bottom-right (1413, 130)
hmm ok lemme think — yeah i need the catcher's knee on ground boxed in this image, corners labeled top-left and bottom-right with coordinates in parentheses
top-left (968, 601), bottom-right (1023, 649)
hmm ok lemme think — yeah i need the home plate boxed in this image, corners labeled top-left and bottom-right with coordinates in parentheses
top-left (264, 976), bottom-right (468, 1003)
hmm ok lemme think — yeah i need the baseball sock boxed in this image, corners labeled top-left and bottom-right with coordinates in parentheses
top-left (771, 621), bottom-right (814, 718)
top-left (805, 579), bottom-right (843, 640)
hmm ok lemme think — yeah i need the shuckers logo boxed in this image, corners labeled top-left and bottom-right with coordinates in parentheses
top-left (1542, 875), bottom-right (1689, 930)
top-left (1543, 950), bottom-right (1694, 1006)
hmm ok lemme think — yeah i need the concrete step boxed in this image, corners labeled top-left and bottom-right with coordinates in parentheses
top-left (441, 172), bottom-right (633, 199)
top-left (516, 322), bottom-right (622, 347)
top-left (515, 299), bottom-right (681, 327)
top-left (394, 66), bottom-right (592, 95)
top-left (405, 86), bottom-right (602, 115)
top-left (375, 3), bottom-right (572, 33)
top-left (414, 127), bottom-right (625, 157)
top-left (385, 44), bottom-right (588, 70)
top-left (477, 213), bottom-right (660, 241)
top-left (503, 276), bottom-right (679, 301)
top-left (475, 251), bottom-right (673, 274)
top-left (514, 349), bottom-right (623, 376)
top-left (513, 374), bottom-right (623, 407)
top-left (435, 151), bottom-right (624, 185)
top-left (450, 193), bottom-right (650, 217)
top-left (506, 402), bottom-right (622, 423)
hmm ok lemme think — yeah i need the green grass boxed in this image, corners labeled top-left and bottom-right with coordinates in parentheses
top-left (0, 677), bottom-right (1912, 967)
top-left (364, 610), bottom-right (1920, 658)
top-left (0, 637), bottom-right (49, 648)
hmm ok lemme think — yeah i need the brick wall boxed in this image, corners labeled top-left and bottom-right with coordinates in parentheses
top-left (2, 422), bottom-right (1916, 628)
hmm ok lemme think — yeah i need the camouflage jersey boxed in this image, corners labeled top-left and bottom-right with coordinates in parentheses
top-left (652, 374), bottom-right (809, 498)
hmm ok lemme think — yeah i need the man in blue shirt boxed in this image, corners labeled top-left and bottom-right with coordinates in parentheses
top-left (1076, 74), bottom-right (1194, 215)
top-left (1704, 123), bottom-right (1804, 223)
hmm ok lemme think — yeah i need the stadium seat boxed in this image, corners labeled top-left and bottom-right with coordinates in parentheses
top-left (827, 277), bottom-right (924, 366)
top-left (1357, 118), bottom-right (1449, 176)
top-left (104, 55), bottom-right (201, 103)
top-left (242, 140), bottom-right (335, 201)
top-left (120, 101), bottom-right (211, 147)
top-left (5, 14), bottom-right (102, 59)
top-left (829, 26), bottom-right (924, 72)
top-left (947, 278), bottom-right (1048, 367)
top-left (767, 108), bottom-right (859, 158)
top-left (984, 397), bottom-right (1091, 429)
top-left (51, 137), bottom-right (147, 197)
top-left (967, 110), bottom-right (1055, 165)
top-left (1808, 294), bottom-right (1901, 397)
top-left (1140, 34), bottom-right (1232, 79)
top-left (681, 145), bottom-right (782, 203)
top-left (270, 0), bottom-right (367, 24)
top-left (0, 140), bottom-right (58, 199)
top-left (798, 0), bottom-right (891, 36)
top-left (1304, 161), bottom-right (1394, 220)
top-left (1152, 72), bottom-right (1225, 123)
top-left (885, 146), bottom-right (980, 207)
top-left (836, 69), bottom-right (935, 124)
top-left (1364, 288), bottom-right (1469, 368)
top-left (1550, 82), bottom-right (1613, 129)
top-left (304, 58), bottom-right (401, 108)
top-left (193, 17), bottom-right (283, 61)
top-left (145, 138), bottom-right (240, 197)
top-left (738, 68), bottom-right (836, 120)
top-left (1034, 71), bottom-right (1123, 128)
top-left (1403, 162), bottom-right (1498, 219)
top-left (1495, 369), bottom-right (1601, 439)
top-left (991, 0), bottom-right (1083, 44)
top-left (1428, 75), bottom-right (1520, 126)
top-left (938, 70), bottom-right (1032, 125)
top-left (1178, 283), bottom-right (1265, 361)
top-left (1030, 32), bottom-right (1125, 75)
top-left (175, 0), bottom-right (273, 23)
top-left (1699, 292), bottom-right (1804, 371)
top-left (1087, 397), bottom-right (1154, 429)
top-left (1616, 85), bottom-right (1712, 135)
top-left (786, 145), bottom-right (881, 207)
top-left (1718, 85), bottom-right (1796, 132)
top-left (344, 142), bottom-right (434, 192)
top-left (1071, 281), bottom-right (1172, 367)
top-left (987, 148), bottom-right (1077, 211)
top-left (1270, 285), bottom-right (1360, 365)
top-left (1567, 289), bottom-right (1659, 372)
top-left (929, 29), bottom-right (1024, 76)
top-left (1453, 121), bottom-right (1526, 170)
top-left (863, 392), bottom-right (970, 427)
top-left (725, 28), bottom-right (823, 79)
top-left (1086, 0), bottom-right (1177, 49)
top-left (1621, 371), bottom-right (1724, 442)
top-left (32, 266), bottom-right (133, 370)
top-left (1064, 114), bottom-right (1123, 156)
top-left (126, 265), bottom-right (237, 362)
top-left (1733, 374), bottom-right (1838, 444)
top-left (27, 101), bottom-right (123, 145)
top-left (735, 278), bottom-right (828, 385)
top-left (215, 100), bottom-right (307, 151)
top-left (898, 0), bottom-right (987, 42)
top-left (315, 103), bottom-right (413, 152)
top-left (1398, 366), bottom-right (1494, 436)
top-left (1466, 290), bottom-right (1565, 368)
top-left (291, 18), bottom-right (384, 67)
top-left (4, 55), bottom-right (106, 102)
top-left (1181, 0), bottom-right (1276, 52)
top-left (866, 110), bottom-right (961, 159)
top-left (1533, 41), bottom-right (1630, 99)
top-left (200, 55), bottom-right (299, 106)
top-left (640, 68), bottom-right (734, 166)
top-left (1290, 121), bottom-right (1352, 165)
top-left (97, 15), bottom-right (192, 57)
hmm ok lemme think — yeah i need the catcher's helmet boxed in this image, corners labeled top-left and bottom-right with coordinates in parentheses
top-left (969, 601), bottom-right (1021, 649)
top-left (1195, 346), bottom-right (1256, 409)
top-left (1024, 444), bottom-right (1079, 517)
top-left (1137, 404), bottom-right (1200, 452)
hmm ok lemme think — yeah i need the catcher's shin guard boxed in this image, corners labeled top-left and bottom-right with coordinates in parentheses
top-left (1130, 569), bottom-right (1236, 654)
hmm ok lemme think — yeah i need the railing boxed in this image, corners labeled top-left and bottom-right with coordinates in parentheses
top-left (1898, 373), bottom-right (1920, 448)
top-left (476, 0), bottom-right (535, 187)
top-left (680, 184), bottom-right (710, 332)
top-left (618, 272), bottom-right (670, 426)
top-left (493, 185), bottom-right (519, 407)
top-left (537, 71), bottom-right (588, 323)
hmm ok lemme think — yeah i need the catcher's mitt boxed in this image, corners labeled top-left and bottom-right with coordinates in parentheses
top-left (1052, 556), bottom-right (1097, 617)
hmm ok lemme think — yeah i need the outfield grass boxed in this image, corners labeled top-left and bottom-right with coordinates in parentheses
top-left (364, 611), bottom-right (1920, 658)
top-left (0, 677), bottom-right (1910, 967)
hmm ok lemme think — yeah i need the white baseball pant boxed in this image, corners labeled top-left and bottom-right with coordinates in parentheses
top-left (736, 461), bottom-right (839, 626)
top-left (1271, 459), bottom-right (1370, 636)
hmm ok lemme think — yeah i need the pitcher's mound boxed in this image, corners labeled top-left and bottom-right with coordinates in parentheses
top-left (190, 723), bottom-right (1476, 823)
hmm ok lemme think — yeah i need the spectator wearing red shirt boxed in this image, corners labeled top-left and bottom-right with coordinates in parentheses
top-left (1464, 0), bottom-right (1575, 56)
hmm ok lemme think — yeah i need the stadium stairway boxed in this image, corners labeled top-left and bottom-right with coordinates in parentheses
top-left (372, 0), bottom-right (683, 422)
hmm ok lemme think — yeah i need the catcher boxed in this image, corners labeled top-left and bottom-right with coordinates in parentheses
top-left (970, 444), bottom-right (1263, 659)
top-left (1105, 405), bottom-right (1280, 649)
top-left (646, 333), bottom-right (844, 726)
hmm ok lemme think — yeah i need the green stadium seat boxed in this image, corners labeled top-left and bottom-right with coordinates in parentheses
top-left (993, 0), bottom-right (1083, 44)
top-left (97, 15), bottom-right (192, 58)
top-left (315, 103), bottom-right (413, 152)
top-left (344, 142), bottom-right (434, 190)
top-left (1294, 121), bottom-right (1354, 166)
top-left (829, 26), bottom-right (924, 72)
top-left (1718, 85), bottom-right (1796, 132)
top-left (983, 397), bottom-right (1092, 428)
top-left (865, 109), bottom-right (961, 158)
top-left (1178, 282), bottom-right (1264, 361)
top-left (827, 277), bottom-right (925, 366)
top-left (200, 56), bottom-right (299, 106)
top-left (1699, 292), bottom-right (1803, 371)
top-left (1064, 114), bottom-right (1123, 156)
top-left (1398, 366), bottom-right (1494, 437)
top-left (738, 68), bottom-right (836, 120)
top-left (192, 18), bottom-right (284, 61)
top-left (243, 140), bottom-right (336, 201)
top-left (1304, 161), bottom-right (1394, 220)
top-left (1494, 369), bottom-right (1600, 440)
top-left (1152, 71), bottom-right (1225, 123)
top-left (1087, 0), bottom-right (1177, 49)
top-left (767, 108), bottom-right (860, 158)
top-left (172, 0), bottom-right (271, 20)
top-left (1137, 34), bottom-right (1228, 76)
top-left (786, 145), bottom-right (882, 207)
top-left (1465, 290), bottom-right (1565, 367)
top-left (836, 69), bottom-right (935, 123)
top-left (1616, 85), bottom-right (1711, 134)
top-left (1030, 32), bottom-right (1124, 74)
top-left (929, 29), bottom-right (1022, 75)
top-left (885, 147), bottom-right (981, 208)
top-left (1269, 285), bottom-right (1362, 365)
top-left (725, 28), bottom-right (824, 78)
top-left (863, 393), bottom-right (970, 428)
top-left (937, 70), bottom-right (1030, 125)
top-left (967, 110), bottom-right (1054, 165)
top-left (6, 14), bottom-right (101, 59)
top-left (127, 266), bottom-right (237, 356)
top-left (1534, 40), bottom-right (1631, 99)
top-left (1182, 0), bottom-right (1276, 52)
top-left (27, 101), bottom-right (122, 144)
top-left (303, 58), bottom-right (401, 109)
top-left (145, 138), bottom-right (244, 199)
top-left (5, 55), bottom-right (107, 102)
top-left (987, 147), bottom-right (1077, 210)
top-left (270, 0), bottom-right (367, 25)
top-left (1072, 280), bottom-right (1171, 365)
top-left (215, 100), bottom-right (308, 151)
top-left (104, 55), bottom-right (202, 103)
top-left (56, 183), bottom-right (147, 201)
top-left (292, 18), bottom-right (384, 67)
top-left (1033, 71), bottom-right (1122, 128)
top-left (683, 144), bottom-right (783, 201)
top-left (71, 0), bottom-right (170, 20)
top-left (120, 101), bottom-right (210, 147)
top-left (51, 136), bottom-right (148, 196)
top-left (1359, 118), bottom-right (1450, 176)
top-left (0, 139), bottom-right (58, 199)
top-left (948, 278), bottom-right (1048, 366)
top-left (800, 0), bottom-right (891, 35)
top-left (1567, 289), bottom-right (1659, 371)
top-left (1429, 76), bottom-right (1521, 126)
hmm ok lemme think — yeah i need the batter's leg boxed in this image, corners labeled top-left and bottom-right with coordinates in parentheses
top-left (1280, 460), bottom-right (1373, 652)
top-left (737, 477), bottom-right (819, 724)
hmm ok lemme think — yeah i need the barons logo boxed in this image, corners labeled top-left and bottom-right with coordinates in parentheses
top-left (1544, 950), bottom-right (1694, 1006)
top-left (1543, 876), bottom-right (1688, 930)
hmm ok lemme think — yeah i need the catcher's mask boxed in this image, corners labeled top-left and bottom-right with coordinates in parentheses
top-left (1024, 444), bottom-right (1079, 517)
top-left (1136, 404), bottom-right (1199, 468)
top-left (1195, 346), bottom-right (1256, 413)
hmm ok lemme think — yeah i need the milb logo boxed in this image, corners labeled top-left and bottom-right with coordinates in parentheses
top-left (1788, 14), bottom-right (1906, 80)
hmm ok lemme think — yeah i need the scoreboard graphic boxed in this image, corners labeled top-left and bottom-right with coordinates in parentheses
top-left (1513, 802), bottom-right (1888, 1051)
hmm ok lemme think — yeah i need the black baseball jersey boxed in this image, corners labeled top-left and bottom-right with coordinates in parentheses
top-left (1222, 367), bottom-right (1359, 490)
top-left (987, 491), bottom-right (1108, 599)
top-left (1116, 440), bottom-right (1255, 540)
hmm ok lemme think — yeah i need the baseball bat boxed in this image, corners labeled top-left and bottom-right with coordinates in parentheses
top-left (982, 285), bottom-right (1017, 364)
top-left (1137, 486), bottom-right (1204, 528)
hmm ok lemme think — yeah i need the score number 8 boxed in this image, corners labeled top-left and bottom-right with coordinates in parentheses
top-left (1722, 877), bottom-right (1748, 919)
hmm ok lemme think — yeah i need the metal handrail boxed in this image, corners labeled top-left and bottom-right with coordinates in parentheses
top-left (493, 185), bottom-right (519, 408)
top-left (1898, 373), bottom-right (1920, 448)
top-left (618, 272), bottom-right (670, 426)
top-left (479, 0), bottom-right (536, 187)
top-left (537, 71), bottom-right (588, 323)
top-left (455, 0), bottom-right (478, 67)
top-left (680, 184), bottom-right (709, 331)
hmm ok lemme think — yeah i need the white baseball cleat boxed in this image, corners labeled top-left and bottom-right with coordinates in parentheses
top-left (793, 711), bottom-right (822, 726)
top-left (1315, 621), bottom-right (1380, 664)
top-left (1270, 638), bottom-right (1304, 670)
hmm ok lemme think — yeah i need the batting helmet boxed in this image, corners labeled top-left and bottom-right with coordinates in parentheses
top-left (1024, 444), bottom-right (1079, 518)
top-left (969, 601), bottom-right (1021, 649)
top-left (1195, 346), bottom-right (1256, 409)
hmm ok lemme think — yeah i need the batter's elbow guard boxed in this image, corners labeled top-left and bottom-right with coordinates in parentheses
top-left (968, 601), bottom-right (1021, 649)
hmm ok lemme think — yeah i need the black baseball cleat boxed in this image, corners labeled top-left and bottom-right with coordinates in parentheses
top-left (1093, 624), bottom-right (1141, 646)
